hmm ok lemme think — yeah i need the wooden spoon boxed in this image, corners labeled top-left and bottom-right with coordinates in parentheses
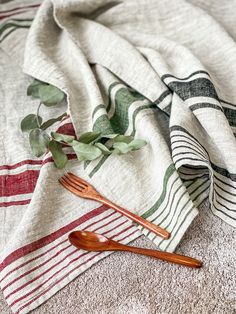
top-left (68, 231), bottom-right (202, 268)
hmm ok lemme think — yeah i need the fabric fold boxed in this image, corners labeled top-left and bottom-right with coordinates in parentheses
top-left (1, 0), bottom-right (236, 313)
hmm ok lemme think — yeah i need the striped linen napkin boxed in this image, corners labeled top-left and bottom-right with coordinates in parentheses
top-left (1, 0), bottom-right (236, 313)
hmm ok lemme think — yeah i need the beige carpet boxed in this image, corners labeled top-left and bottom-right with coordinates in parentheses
top-left (0, 201), bottom-right (235, 314)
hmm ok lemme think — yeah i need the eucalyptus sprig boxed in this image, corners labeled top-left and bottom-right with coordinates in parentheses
top-left (21, 79), bottom-right (147, 169)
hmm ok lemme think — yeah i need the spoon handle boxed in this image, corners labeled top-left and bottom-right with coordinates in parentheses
top-left (118, 245), bottom-right (202, 268)
top-left (95, 195), bottom-right (170, 240)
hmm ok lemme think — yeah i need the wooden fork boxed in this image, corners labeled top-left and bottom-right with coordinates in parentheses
top-left (59, 172), bottom-right (170, 239)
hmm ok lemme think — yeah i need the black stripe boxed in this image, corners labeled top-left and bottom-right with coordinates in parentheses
top-left (211, 163), bottom-right (236, 182)
top-left (190, 103), bottom-right (223, 112)
top-left (171, 139), bottom-right (206, 158)
top-left (171, 125), bottom-right (236, 182)
top-left (214, 181), bottom-right (236, 197)
top-left (174, 157), bottom-right (209, 165)
top-left (170, 126), bottom-right (208, 155)
top-left (168, 78), bottom-right (218, 101)
top-left (183, 165), bottom-right (208, 170)
top-left (171, 142), bottom-right (207, 159)
top-left (161, 72), bottom-right (235, 108)
top-left (223, 106), bottom-right (236, 126)
top-left (214, 173), bottom-right (236, 190)
top-left (213, 197), bottom-right (236, 219)
top-left (172, 151), bottom-right (206, 161)
top-left (154, 90), bottom-right (171, 104)
top-left (179, 173), bottom-right (209, 181)
top-left (214, 189), bottom-right (236, 209)
top-left (219, 98), bottom-right (236, 107)
top-left (161, 70), bottom-right (210, 81)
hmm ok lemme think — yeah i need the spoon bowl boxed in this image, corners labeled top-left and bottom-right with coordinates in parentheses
top-left (69, 231), bottom-right (112, 251)
top-left (68, 231), bottom-right (202, 268)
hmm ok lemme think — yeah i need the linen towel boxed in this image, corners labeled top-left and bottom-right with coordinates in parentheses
top-left (1, 0), bottom-right (236, 313)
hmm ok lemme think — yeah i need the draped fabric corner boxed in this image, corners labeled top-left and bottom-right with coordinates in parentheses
top-left (0, 0), bottom-right (236, 313)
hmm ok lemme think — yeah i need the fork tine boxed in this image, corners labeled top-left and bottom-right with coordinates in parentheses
top-left (64, 173), bottom-right (86, 190)
top-left (60, 176), bottom-right (83, 193)
top-left (59, 178), bottom-right (82, 196)
top-left (67, 172), bottom-right (89, 187)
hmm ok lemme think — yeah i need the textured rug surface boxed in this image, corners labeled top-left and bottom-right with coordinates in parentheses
top-left (0, 200), bottom-right (235, 314)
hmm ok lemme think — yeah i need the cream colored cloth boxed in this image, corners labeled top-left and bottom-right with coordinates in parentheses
top-left (0, 0), bottom-right (236, 313)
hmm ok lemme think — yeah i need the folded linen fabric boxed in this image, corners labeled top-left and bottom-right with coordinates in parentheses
top-left (1, 0), bottom-right (236, 313)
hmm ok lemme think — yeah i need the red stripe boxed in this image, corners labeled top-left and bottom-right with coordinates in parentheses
top-left (3, 214), bottom-right (124, 294)
top-left (0, 205), bottom-right (108, 272)
top-left (10, 226), bottom-right (136, 309)
top-left (0, 239), bottom-right (68, 284)
top-left (0, 160), bottom-right (42, 171)
top-left (0, 199), bottom-right (31, 208)
top-left (4, 243), bottom-right (72, 294)
top-left (0, 4), bottom-right (40, 14)
top-left (0, 170), bottom-right (40, 197)
top-left (0, 4), bottom-right (40, 20)
top-left (56, 123), bottom-right (76, 137)
top-left (16, 228), bottom-right (139, 314)
top-left (0, 10), bottom-right (31, 20)
top-left (8, 224), bottom-right (133, 303)
top-left (0, 211), bottom-right (116, 284)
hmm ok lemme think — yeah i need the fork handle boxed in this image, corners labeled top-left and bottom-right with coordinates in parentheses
top-left (96, 195), bottom-right (170, 239)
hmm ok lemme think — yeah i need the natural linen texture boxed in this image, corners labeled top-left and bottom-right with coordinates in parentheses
top-left (1, 0), bottom-right (236, 313)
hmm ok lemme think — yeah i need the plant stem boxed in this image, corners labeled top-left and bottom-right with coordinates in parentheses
top-left (36, 102), bottom-right (42, 128)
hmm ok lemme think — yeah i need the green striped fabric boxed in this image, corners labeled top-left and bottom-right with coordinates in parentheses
top-left (0, 18), bottom-right (33, 42)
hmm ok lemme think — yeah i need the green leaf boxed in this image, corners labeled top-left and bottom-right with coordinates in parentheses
top-left (48, 140), bottom-right (68, 169)
top-left (29, 128), bottom-right (49, 157)
top-left (38, 85), bottom-right (65, 106)
top-left (51, 132), bottom-right (75, 143)
top-left (128, 139), bottom-right (147, 150)
top-left (27, 79), bottom-right (47, 98)
top-left (113, 135), bottom-right (134, 144)
top-left (95, 142), bottom-right (111, 155)
top-left (100, 134), bottom-right (119, 139)
top-left (112, 142), bottom-right (131, 154)
top-left (21, 114), bottom-right (42, 132)
top-left (41, 113), bottom-right (67, 130)
top-left (73, 142), bottom-right (102, 161)
top-left (79, 132), bottom-right (101, 144)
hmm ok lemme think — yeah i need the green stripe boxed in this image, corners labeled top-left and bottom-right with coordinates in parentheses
top-left (0, 19), bottom-right (32, 33)
top-left (106, 82), bottom-right (121, 113)
top-left (110, 87), bottom-right (145, 134)
top-left (90, 86), bottom-right (169, 178)
top-left (144, 179), bottom-right (189, 237)
top-left (164, 181), bottom-right (209, 250)
top-left (0, 26), bottom-right (17, 42)
top-left (88, 155), bottom-right (109, 178)
top-left (0, 19), bottom-right (32, 42)
top-left (158, 178), bottom-right (209, 248)
top-left (141, 164), bottom-right (176, 219)
top-left (130, 104), bottom-right (157, 136)
top-left (92, 114), bottom-right (114, 134)
top-left (92, 104), bottom-right (106, 120)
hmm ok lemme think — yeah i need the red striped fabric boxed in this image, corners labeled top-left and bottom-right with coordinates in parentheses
top-left (0, 211), bottom-right (117, 284)
top-left (0, 199), bottom-right (31, 208)
top-left (16, 228), bottom-right (139, 314)
top-left (10, 226), bottom-right (137, 311)
top-left (0, 170), bottom-right (40, 197)
top-left (0, 160), bottom-right (42, 171)
top-left (0, 4), bottom-right (40, 20)
top-left (0, 205), bottom-right (108, 272)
